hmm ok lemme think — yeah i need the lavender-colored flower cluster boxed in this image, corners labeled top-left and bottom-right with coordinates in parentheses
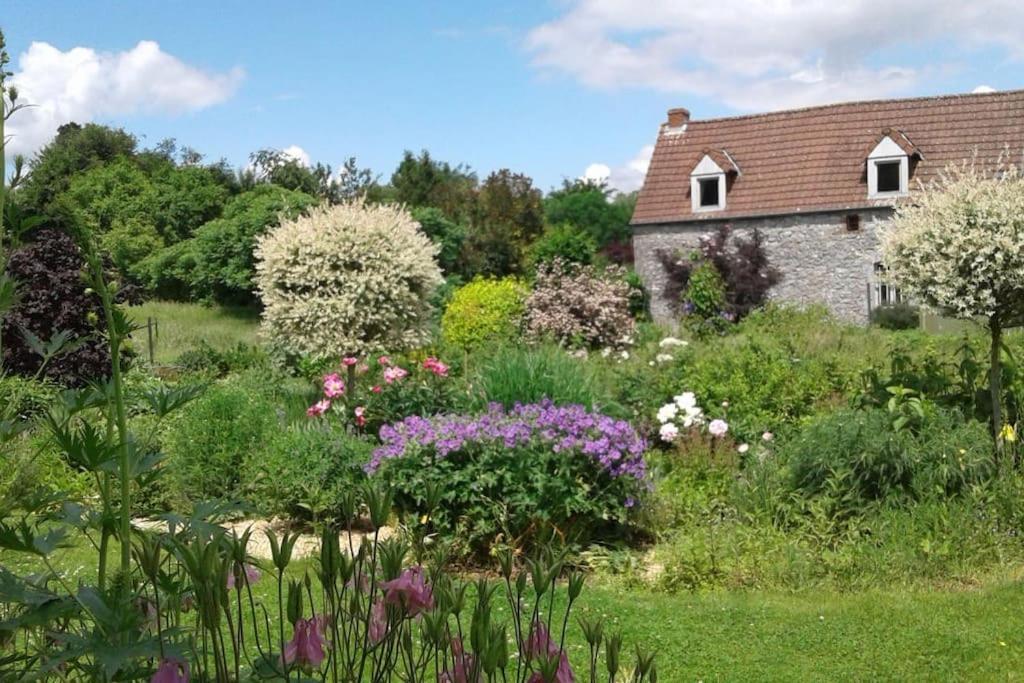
top-left (366, 399), bottom-right (647, 480)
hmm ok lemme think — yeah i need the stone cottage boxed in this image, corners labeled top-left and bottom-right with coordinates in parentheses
top-left (631, 89), bottom-right (1024, 323)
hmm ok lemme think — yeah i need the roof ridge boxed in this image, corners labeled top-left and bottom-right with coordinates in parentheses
top-left (680, 88), bottom-right (1024, 126)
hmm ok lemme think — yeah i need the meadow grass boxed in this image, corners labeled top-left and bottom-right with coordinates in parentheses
top-left (127, 301), bottom-right (260, 365)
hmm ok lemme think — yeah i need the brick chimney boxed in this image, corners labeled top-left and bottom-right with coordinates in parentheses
top-left (666, 107), bottom-right (690, 128)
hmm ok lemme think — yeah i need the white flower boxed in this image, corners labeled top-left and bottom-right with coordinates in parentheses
top-left (738, 443), bottom-right (749, 454)
top-left (600, 348), bottom-right (612, 358)
top-left (659, 337), bottom-right (688, 348)
top-left (659, 423), bottom-right (679, 442)
top-left (656, 403), bottom-right (678, 424)
top-left (674, 392), bottom-right (698, 410)
top-left (681, 408), bottom-right (704, 428)
top-left (648, 361), bottom-right (655, 366)
top-left (708, 419), bottom-right (729, 438)
top-left (569, 349), bottom-right (588, 359)
top-left (655, 353), bottom-right (673, 363)
top-left (721, 401), bottom-right (729, 408)
top-left (762, 431), bottom-right (774, 442)
top-left (619, 350), bottom-right (630, 360)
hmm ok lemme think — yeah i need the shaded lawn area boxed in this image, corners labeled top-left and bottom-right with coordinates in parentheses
top-left (127, 301), bottom-right (260, 365)
top-left (8, 541), bottom-right (1024, 681)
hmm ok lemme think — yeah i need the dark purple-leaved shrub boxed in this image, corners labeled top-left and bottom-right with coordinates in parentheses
top-left (2, 229), bottom-right (111, 385)
top-left (657, 225), bottom-right (781, 319)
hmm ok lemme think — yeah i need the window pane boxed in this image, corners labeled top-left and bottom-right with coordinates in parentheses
top-left (876, 161), bottom-right (901, 193)
top-left (699, 177), bottom-right (719, 207)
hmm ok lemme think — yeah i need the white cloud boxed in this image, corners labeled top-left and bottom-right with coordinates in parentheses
top-left (5, 40), bottom-right (244, 157)
top-left (281, 145), bottom-right (311, 167)
top-left (526, 1), bottom-right (1024, 112)
top-left (973, 84), bottom-right (997, 94)
top-left (587, 144), bottom-right (654, 194)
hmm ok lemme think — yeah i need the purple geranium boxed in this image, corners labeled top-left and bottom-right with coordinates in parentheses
top-left (366, 399), bottom-right (647, 482)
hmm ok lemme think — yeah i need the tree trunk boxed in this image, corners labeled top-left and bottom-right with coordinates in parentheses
top-left (990, 314), bottom-right (1004, 462)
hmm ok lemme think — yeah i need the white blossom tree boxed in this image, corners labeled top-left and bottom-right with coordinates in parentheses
top-left (881, 159), bottom-right (1024, 454)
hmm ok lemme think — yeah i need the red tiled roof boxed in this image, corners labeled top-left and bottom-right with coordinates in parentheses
top-left (631, 89), bottom-right (1024, 224)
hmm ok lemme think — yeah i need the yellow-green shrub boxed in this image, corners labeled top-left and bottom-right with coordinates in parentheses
top-left (441, 277), bottom-right (528, 350)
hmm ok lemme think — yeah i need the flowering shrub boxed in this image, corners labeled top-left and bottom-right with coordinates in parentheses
top-left (369, 400), bottom-right (648, 553)
top-left (255, 200), bottom-right (443, 361)
top-left (523, 259), bottom-right (635, 350)
top-left (655, 390), bottom-right (732, 446)
top-left (441, 276), bottom-right (528, 350)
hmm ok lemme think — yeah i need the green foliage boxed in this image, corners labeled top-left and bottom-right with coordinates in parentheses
top-left (543, 179), bottom-right (632, 246)
top-left (191, 184), bottom-right (317, 305)
top-left (870, 302), bottom-right (920, 330)
top-left (469, 343), bottom-right (617, 413)
top-left (100, 218), bottom-right (165, 281)
top-left (411, 206), bottom-right (466, 275)
top-left (390, 149), bottom-right (477, 220)
top-left (462, 169), bottom-right (545, 277)
top-left (528, 223), bottom-right (597, 267)
top-left (441, 277), bottom-right (528, 350)
top-left (0, 373), bottom-right (57, 420)
top-left (163, 377), bottom-right (278, 504)
top-left (240, 422), bottom-right (371, 522)
top-left (682, 261), bottom-right (730, 336)
top-left (134, 240), bottom-right (200, 300)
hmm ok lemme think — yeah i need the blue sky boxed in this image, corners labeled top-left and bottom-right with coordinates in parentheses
top-left (4, 1), bottom-right (1022, 192)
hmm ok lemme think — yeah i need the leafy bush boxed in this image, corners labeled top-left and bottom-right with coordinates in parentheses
top-left (241, 422), bottom-right (371, 522)
top-left (368, 401), bottom-right (648, 554)
top-left (2, 229), bottom-right (113, 385)
top-left (256, 201), bottom-right (443, 361)
top-left (193, 184), bottom-right (318, 305)
top-left (0, 373), bottom-right (57, 420)
top-left (523, 259), bottom-right (635, 349)
top-left (470, 343), bottom-right (617, 413)
top-left (658, 225), bottom-right (780, 320)
top-left (528, 223), bottom-right (597, 267)
top-left (411, 206), bottom-right (465, 275)
top-left (135, 239), bottom-right (200, 300)
top-left (871, 302), bottom-right (920, 330)
top-left (682, 261), bottom-right (730, 336)
top-left (441, 277), bottom-right (528, 350)
top-left (163, 379), bottom-right (278, 504)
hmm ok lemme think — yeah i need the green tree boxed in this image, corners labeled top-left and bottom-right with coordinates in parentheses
top-left (410, 206), bottom-right (465, 275)
top-left (544, 179), bottom-right (633, 247)
top-left (390, 149), bottom-right (477, 220)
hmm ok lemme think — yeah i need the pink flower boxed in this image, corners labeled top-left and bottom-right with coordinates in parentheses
top-left (151, 659), bottom-right (189, 683)
top-left (323, 373), bottom-right (346, 398)
top-left (368, 600), bottom-right (388, 644)
top-left (354, 406), bottom-right (366, 427)
top-left (283, 617), bottom-right (327, 670)
top-left (307, 399), bottom-right (331, 417)
top-left (371, 385), bottom-right (383, 394)
top-left (226, 562), bottom-right (261, 590)
top-left (383, 366), bottom-right (409, 385)
top-left (440, 637), bottom-right (481, 683)
top-left (378, 355), bottom-right (392, 366)
top-left (380, 566), bottom-right (434, 616)
top-left (708, 419), bottom-right (729, 438)
top-left (356, 363), bottom-right (370, 375)
top-left (422, 357), bottom-right (450, 377)
top-left (341, 357), bottom-right (358, 366)
top-left (525, 621), bottom-right (574, 683)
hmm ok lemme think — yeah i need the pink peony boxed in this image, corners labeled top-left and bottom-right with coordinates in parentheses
top-left (354, 406), bottom-right (367, 427)
top-left (708, 419), bottom-right (729, 438)
top-left (341, 357), bottom-right (358, 366)
top-left (380, 566), bottom-right (434, 616)
top-left (371, 385), bottom-right (383, 394)
top-left (283, 616), bottom-right (327, 670)
top-left (378, 355), bottom-right (392, 366)
top-left (151, 659), bottom-right (189, 683)
top-left (356, 363), bottom-right (370, 375)
top-left (383, 366), bottom-right (409, 384)
top-left (422, 357), bottom-right (450, 377)
top-left (307, 399), bottom-right (331, 417)
top-left (226, 562), bottom-right (261, 590)
top-left (323, 373), bottom-right (346, 398)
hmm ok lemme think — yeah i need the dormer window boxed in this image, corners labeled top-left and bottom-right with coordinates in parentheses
top-left (867, 134), bottom-right (910, 198)
top-left (690, 153), bottom-right (727, 212)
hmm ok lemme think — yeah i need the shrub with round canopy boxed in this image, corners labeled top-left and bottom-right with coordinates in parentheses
top-left (255, 201), bottom-right (442, 360)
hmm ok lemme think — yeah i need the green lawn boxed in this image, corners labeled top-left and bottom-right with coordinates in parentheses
top-left (127, 301), bottom-right (260, 365)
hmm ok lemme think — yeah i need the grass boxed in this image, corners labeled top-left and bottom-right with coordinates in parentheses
top-left (127, 301), bottom-right (260, 365)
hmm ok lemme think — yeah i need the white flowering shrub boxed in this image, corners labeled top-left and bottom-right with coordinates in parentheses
top-left (255, 201), bottom-right (443, 360)
top-left (881, 161), bottom-right (1024, 444)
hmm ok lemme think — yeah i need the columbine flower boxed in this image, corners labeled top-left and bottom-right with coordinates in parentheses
top-left (656, 403), bottom-right (678, 424)
top-left (341, 357), bottom-right (358, 367)
top-left (383, 366), bottom-right (409, 384)
top-left (655, 353), bottom-right (673, 363)
top-left (381, 566), bottom-right (434, 616)
top-left (440, 637), bottom-right (480, 683)
top-left (659, 423), bottom-right (679, 442)
top-left (368, 600), bottom-right (388, 644)
top-left (708, 419), bottom-right (729, 438)
top-left (307, 399), bottom-right (331, 417)
top-left (323, 373), bottom-right (346, 398)
top-left (762, 431), bottom-right (774, 442)
top-left (422, 357), bottom-right (450, 377)
top-left (283, 617), bottom-right (327, 670)
top-left (226, 562), bottom-right (261, 590)
top-left (151, 659), bottom-right (189, 683)
top-left (525, 622), bottom-right (574, 683)
top-left (737, 443), bottom-right (749, 454)
top-left (354, 406), bottom-right (366, 427)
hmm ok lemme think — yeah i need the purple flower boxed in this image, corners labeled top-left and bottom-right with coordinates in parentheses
top-left (380, 566), bottom-right (434, 617)
top-left (151, 659), bottom-right (189, 683)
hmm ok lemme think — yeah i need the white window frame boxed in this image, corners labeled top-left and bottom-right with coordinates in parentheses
top-left (872, 262), bottom-right (905, 307)
top-left (867, 136), bottom-right (909, 199)
top-left (690, 154), bottom-right (726, 212)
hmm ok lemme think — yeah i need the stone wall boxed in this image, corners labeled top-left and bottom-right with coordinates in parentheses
top-left (632, 208), bottom-right (893, 324)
